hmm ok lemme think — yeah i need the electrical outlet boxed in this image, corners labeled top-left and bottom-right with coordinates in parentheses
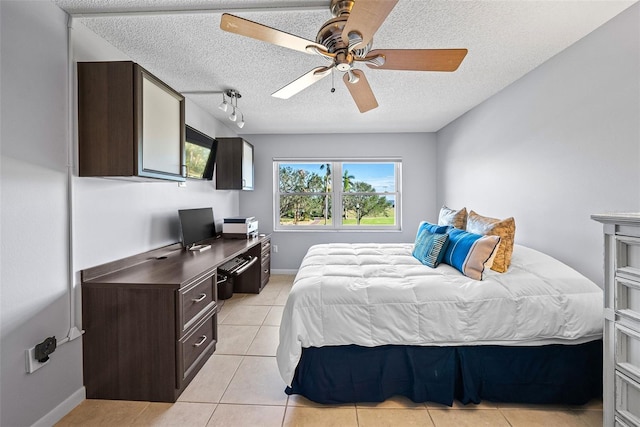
top-left (273, 245), bottom-right (278, 253)
top-left (25, 346), bottom-right (49, 374)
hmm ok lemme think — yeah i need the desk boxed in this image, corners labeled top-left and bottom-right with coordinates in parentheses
top-left (81, 234), bottom-right (270, 402)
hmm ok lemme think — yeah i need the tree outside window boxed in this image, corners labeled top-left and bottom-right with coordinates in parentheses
top-left (274, 160), bottom-right (400, 231)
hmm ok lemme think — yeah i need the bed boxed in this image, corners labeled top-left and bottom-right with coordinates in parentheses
top-left (276, 243), bottom-right (603, 405)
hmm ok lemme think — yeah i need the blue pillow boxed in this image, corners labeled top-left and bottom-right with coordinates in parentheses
top-left (442, 228), bottom-right (500, 280)
top-left (415, 221), bottom-right (449, 239)
top-left (413, 231), bottom-right (450, 268)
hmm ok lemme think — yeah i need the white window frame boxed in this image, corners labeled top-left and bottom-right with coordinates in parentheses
top-left (273, 158), bottom-right (402, 232)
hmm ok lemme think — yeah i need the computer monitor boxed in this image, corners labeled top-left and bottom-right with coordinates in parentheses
top-left (178, 207), bottom-right (216, 248)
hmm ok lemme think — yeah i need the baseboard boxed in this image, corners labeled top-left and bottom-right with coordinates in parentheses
top-left (271, 269), bottom-right (298, 275)
top-left (32, 386), bottom-right (85, 427)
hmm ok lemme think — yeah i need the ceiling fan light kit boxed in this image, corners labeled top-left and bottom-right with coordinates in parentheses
top-left (220, 0), bottom-right (467, 113)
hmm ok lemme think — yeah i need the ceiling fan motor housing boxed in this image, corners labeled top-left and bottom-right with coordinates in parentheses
top-left (316, 17), bottom-right (372, 72)
top-left (330, 0), bottom-right (355, 17)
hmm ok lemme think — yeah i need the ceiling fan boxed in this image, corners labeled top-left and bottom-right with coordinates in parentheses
top-left (220, 0), bottom-right (467, 113)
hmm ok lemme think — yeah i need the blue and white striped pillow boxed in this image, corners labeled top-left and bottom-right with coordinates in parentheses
top-left (413, 222), bottom-right (451, 268)
top-left (442, 228), bottom-right (500, 280)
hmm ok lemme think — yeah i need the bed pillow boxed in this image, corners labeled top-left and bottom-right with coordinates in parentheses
top-left (413, 222), bottom-right (450, 267)
top-left (442, 228), bottom-right (500, 280)
top-left (413, 231), bottom-right (450, 268)
top-left (466, 211), bottom-right (516, 273)
top-left (438, 205), bottom-right (467, 229)
top-left (415, 221), bottom-right (449, 239)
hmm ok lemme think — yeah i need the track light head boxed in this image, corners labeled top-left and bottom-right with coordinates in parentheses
top-left (218, 93), bottom-right (229, 112)
top-left (220, 89), bottom-right (245, 127)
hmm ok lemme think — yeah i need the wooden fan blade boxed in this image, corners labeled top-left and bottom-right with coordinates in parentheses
top-left (221, 13), bottom-right (327, 55)
top-left (272, 66), bottom-right (333, 99)
top-left (365, 49), bottom-right (468, 71)
top-left (342, 0), bottom-right (399, 50)
top-left (343, 69), bottom-right (378, 113)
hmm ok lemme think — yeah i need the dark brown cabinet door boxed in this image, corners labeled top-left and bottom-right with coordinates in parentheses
top-left (78, 61), bottom-right (185, 182)
top-left (216, 137), bottom-right (254, 190)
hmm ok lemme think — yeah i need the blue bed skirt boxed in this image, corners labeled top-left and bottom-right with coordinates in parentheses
top-left (285, 341), bottom-right (602, 406)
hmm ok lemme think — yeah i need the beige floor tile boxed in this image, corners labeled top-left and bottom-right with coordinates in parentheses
top-left (268, 274), bottom-right (295, 286)
top-left (247, 325), bottom-right (280, 356)
top-left (221, 293), bottom-right (247, 307)
top-left (239, 287), bottom-right (281, 305)
top-left (216, 296), bottom-right (245, 323)
top-left (499, 408), bottom-right (586, 426)
top-left (575, 410), bottom-right (604, 427)
top-left (220, 356), bottom-right (288, 405)
top-left (215, 325), bottom-right (259, 355)
top-left (131, 402), bottom-right (216, 426)
top-left (178, 354), bottom-right (243, 403)
top-left (429, 408), bottom-right (510, 426)
top-left (275, 287), bottom-right (291, 306)
top-left (264, 306), bottom-right (285, 326)
top-left (576, 398), bottom-right (603, 410)
top-left (220, 304), bottom-right (270, 325)
top-left (206, 404), bottom-right (285, 427)
top-left (496, 401), bottom-right (578, 410)
top-left (55, 399), bottom-right (149, 426)
top-left (357, 408), bottom-right (433, 426)
top-left (426, 400), bottom-right (497, 409)
top-left (283, 406), bottom-right (358, 427)
top-left (286, 394), bottom-right (355, 408)
top-left (357, 395), bottom-right (425, 409)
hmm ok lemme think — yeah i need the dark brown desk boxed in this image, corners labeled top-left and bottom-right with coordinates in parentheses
top-left (80, 234), bottom-right (270, 402)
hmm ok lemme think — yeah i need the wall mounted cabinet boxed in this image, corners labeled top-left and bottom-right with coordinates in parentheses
top-left (78, 61), bottom-right (186, 182)
top-left (216, 137), bottom-right (254, 190)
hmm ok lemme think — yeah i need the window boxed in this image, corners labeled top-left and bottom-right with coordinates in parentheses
top-left (274, 159), bottom-right (401, 231)
top-left (185, 125), bottom-right (217, 180)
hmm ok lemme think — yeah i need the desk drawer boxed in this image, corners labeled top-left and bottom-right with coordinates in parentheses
top-left (179, 311), bottom-right (216, 383)
top-left (615, 371), bottom-right (640, 426)
top-left (179, 274), bottom-right (215, 335)
top-left (261, 238), bottom-right (271, 256)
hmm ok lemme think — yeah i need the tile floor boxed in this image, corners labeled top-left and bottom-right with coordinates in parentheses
top-left (57, 274), bottom-right (603, 426)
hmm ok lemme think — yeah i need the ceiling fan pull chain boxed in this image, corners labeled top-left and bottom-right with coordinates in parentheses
top-left (331, 69), bottom-right (336, 93)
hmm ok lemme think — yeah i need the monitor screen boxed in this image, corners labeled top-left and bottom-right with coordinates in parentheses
top-left (178, 207), bottom-right (216, 247)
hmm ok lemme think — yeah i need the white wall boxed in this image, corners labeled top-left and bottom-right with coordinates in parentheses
top-left (0, 4), bottom-right (241, 425)
top-left (1, 2), bottom-right (82, 426)
top-left (436, 3), bottom-right (640, 285)
top-left (239, 133), bottom-right (438, 271)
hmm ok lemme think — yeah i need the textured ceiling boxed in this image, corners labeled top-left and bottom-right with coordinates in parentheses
top-left (53, 0), bottom-right (637, 134)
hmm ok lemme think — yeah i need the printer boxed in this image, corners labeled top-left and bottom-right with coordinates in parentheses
top-left (223, 216), bottom-right (258, 239)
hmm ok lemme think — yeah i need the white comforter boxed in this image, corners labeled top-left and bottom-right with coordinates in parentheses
top-left (277, 243), bottom-right (603, 385)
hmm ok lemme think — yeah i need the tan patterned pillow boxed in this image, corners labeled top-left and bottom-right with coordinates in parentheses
top-left (466, 211), bottom-right (516, 273)
top-left (438, 205), bottom-right (467, 229)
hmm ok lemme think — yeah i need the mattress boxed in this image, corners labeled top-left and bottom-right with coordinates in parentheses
top-left (277, 243), bottom-right (603, 386)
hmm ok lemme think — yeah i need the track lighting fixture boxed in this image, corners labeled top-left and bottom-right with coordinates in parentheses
top-left (221, 89), bottom-right (245, 128)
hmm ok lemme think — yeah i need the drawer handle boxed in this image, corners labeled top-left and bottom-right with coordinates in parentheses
top-left (264, 269), bottom-right (269, 274)
top-left (193, 335), bottom-right (207, 347)
top-left (192, 293), bottom-right (207, 303)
